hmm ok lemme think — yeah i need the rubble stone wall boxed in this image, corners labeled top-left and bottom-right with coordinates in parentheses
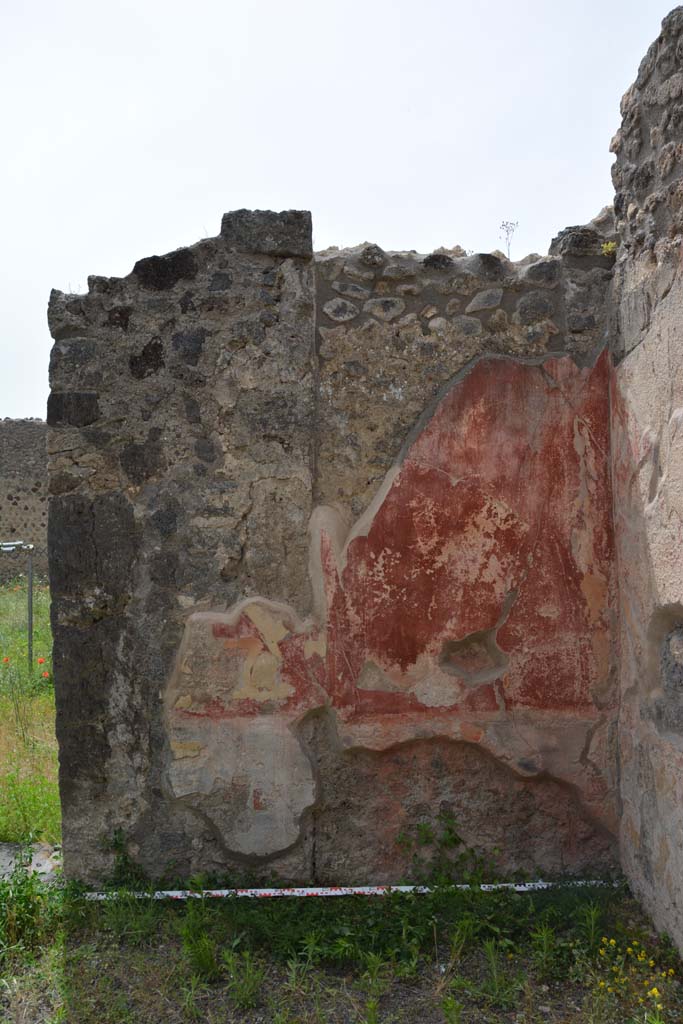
top-left (47, 211), bottom-right (316, 881)
top-left (48, 207), bottom-right (619, 883)
top-left (610, 5), bottom-right (683, 955)
top-left (44, 5), bottom-right (683, 953)
top-left (0, 419), bottom-right (48, 580)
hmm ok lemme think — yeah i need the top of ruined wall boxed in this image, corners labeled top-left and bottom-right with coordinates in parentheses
top-left (47, 206), bottom-right (617, 539)
top-left (313, 220), bottom-right (615, 516)
top-left (609, 6), bottom-right (683, 362)
top-left (47, 208), bottom-right (317, 613)
top-left (611, 6), bottom-right (683, 254)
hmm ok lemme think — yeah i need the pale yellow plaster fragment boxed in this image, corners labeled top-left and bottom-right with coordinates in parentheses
top-left (171, 740), bottom-right (204, 759)
top-left (244, 603), bottom-right (289, 659)
top-left (303, 634), bottom-right (326, 660)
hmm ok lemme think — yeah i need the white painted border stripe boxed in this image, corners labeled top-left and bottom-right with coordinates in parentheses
top-left (84, 880), bottom-right (614, 901)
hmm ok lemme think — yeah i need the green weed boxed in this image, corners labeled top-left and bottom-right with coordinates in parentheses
top-left (360, 996), bottom-right (380, 1024)
top-left (184, 933), bottom-right (221, 981)
top-left (442, 994), bottom-right (464, 1023)
top-left (477, 937), bottom-right (522, 1009)
top-left (531, 920), bottom-right (560, 978)
top-left (397, 810), bottom-right (500, 884)
top-left (102, 891), bottom-right (152, 944)
top-left (0, 857), bottom-right (62, 963)
top-left (180, 974), bottom-right (205, 1021)
top-left (222, 948), bottom-right (265, 1009)
top-left (575, 900), bottom-right (604, 955)
top-left (360, 950), bottom-right (391, 998)
top-left (268, 1004), bottom-right (296, 1024)
top-left (449, 913), bottom-right (479, 960)
top-left (285, 953), bottom-right (313, 994)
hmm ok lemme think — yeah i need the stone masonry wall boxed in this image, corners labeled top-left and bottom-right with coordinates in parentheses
top-left (610, 6), bottom-right (683, 955)
top-left (314, 228), bottom-right (614, 518)
top-left (45, 8), bottom-right (683, 951)
top-left (47, 211), bottom-right (316, 881)
top-left (0, 419), bottom-right (48, 580)
top-left (48, 207), bottom-right (620, 884)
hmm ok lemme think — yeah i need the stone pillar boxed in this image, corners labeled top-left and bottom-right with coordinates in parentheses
top-left (609, 6), bottom-right (683, 953)
top-left (47, 211), bottom-right (315, 881)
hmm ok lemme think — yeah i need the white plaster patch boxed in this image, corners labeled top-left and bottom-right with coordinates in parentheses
top-left (412, 673), bottom-right (461, 707)
top-left (167, 717), bottom-right (315, 857)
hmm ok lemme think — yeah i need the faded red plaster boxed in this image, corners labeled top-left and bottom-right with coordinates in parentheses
top-left (322, 352), bottom-right (614, 717)
top-left (173, 355), bottom-right (614, 723)
top-left (166, 352), bottom-right (617, 848)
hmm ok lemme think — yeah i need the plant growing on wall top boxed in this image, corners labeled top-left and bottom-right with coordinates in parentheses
top-left (500, 220), bottom-right (518, 259)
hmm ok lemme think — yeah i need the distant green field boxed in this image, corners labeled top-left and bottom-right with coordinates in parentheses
top-left (0, 578), bottom-right (60, 844)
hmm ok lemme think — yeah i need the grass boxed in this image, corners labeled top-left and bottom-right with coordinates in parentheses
top-left (0, 870), bottom-right (681, 1023)
top-left (0, 578), bottom-right (60, 844)
top-left (0, 580), bottom-right (681, 1022)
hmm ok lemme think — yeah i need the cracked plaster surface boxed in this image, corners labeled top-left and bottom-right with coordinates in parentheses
top-left (166, 351), bottom-right (617, 862)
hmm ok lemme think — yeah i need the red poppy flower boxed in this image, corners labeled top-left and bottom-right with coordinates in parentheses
top-left (42, 671), bottom-right (50, 678)
top-left (2, 657), bottom-right (9, 664)
top-left (37, 657), bottom-right (45, 665)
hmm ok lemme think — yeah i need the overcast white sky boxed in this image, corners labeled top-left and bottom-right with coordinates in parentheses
top-left (0, 0), bottom-right (674, 418)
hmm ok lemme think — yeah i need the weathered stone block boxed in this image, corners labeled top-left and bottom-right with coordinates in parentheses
top-left (47, 392), bottom-right (100, 428)
top-left (220, 209), bottom-right (312, 258)
top-left (48, 492), bottom-right (137, 600)
top-left (133, 248), bottom-right (198, 291)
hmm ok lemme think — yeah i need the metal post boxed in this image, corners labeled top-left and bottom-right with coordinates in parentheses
top-left (27, 545), bottom-right (34, 673)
